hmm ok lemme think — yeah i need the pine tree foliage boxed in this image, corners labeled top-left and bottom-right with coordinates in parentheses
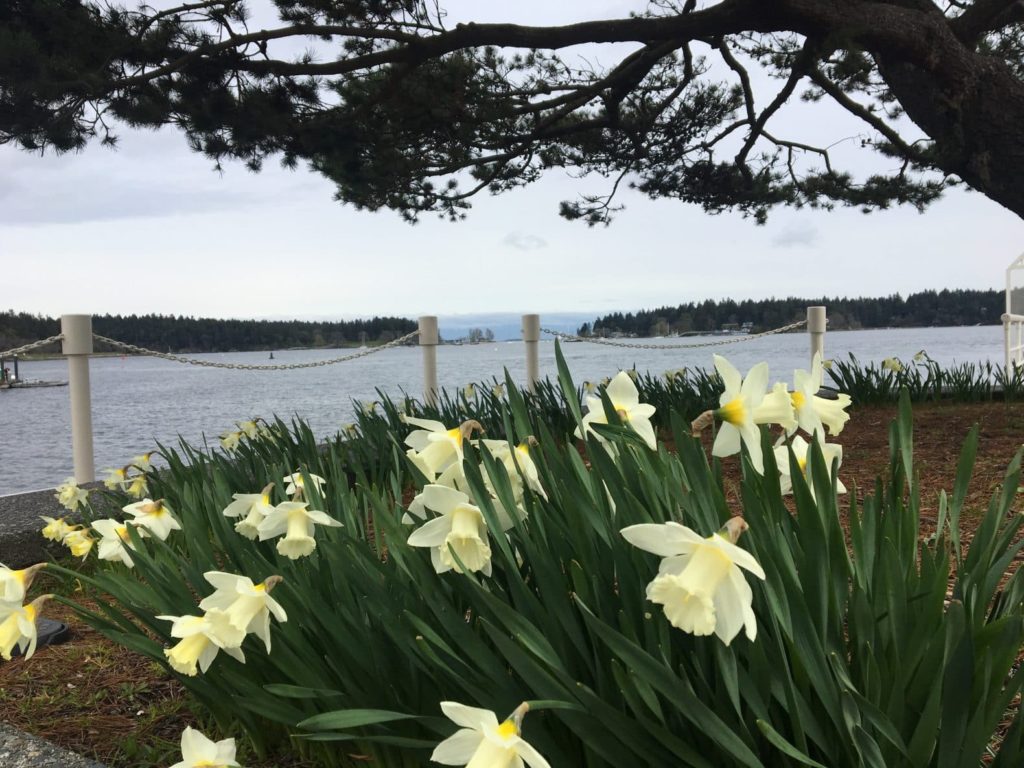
top-left (4, 1), bottom-right (1024, 221)
top-left (583, 288), bottom-right (1003, 336)
top-left (0, 309), bottom-right (415, 353)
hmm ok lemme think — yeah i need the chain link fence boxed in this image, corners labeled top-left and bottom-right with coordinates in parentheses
top-left (90, 329), bottom-right (421, 371)
top-left (0, 334), bottom-right (65, 359)
top-left (541, 319), bottom-right (807, 349)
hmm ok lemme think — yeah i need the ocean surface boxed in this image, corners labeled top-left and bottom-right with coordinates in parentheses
top-left (0, 325), bottom-right (1006, 495)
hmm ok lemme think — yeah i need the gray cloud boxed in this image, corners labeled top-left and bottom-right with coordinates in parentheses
top-left (771, 222), bottom-right (820, 247)
top-left (502, 231), bottom-right (548, 250)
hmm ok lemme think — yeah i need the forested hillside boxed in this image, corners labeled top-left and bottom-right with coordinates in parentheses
top-left (580, 289), bottom-right (1003, 337)
top-left (0, 311), bottom-right (416, 354)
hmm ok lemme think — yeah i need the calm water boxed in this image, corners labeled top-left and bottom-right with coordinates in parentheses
top-left (0, 325), bottom-right (1005, 495)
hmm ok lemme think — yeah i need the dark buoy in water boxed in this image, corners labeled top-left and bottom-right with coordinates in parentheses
top-left (269, 352), bottom-right (275, 360)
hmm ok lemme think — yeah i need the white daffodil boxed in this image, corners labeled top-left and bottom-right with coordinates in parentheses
top-left (774, 434), bottom-right (847, 500)
top-left (102, 466), bottom-right (129, 491)
top-left (790, 353), bottom-right (852, 437)
top-left (406, 447), bottom-right (437, 483)
top-left (0, 563), bottom-right (46, 603)
top-left (754, 381), bottom-right (799, 433)
top-left (222, 486), bottom-right (275, 539)
top-left (481, 439), bottom-right (546, 502)
top-left (257, 501), bottom-right (342, 559)
top-left (131, 451), bottom-right (156, 473)
top-left (123, 499), bottom-right (181, 540)
top-left (54, 478), bottom-right (88, 512)
top-left (711, 356), bottom-right (795, 474)
top-left (407, 485), bottom-right (509, 576)
top-left (170, 726), bottom-right (239, 768)
top-left (198, 572), bottom-right (287, 653)
top-left (403, 417), bottom-right (477, 477)
top-left (63, 529), bottom-right (94, 559)
top-left (582, 380), bottom-right (597, 395)
top-left (621, 519), bottom-right (765, 645)
top-left (0, 595), bottom-right (52, 660)
top-left (576, 370), bottom-right (657, 450)
top-left (157, 610), bottom-right (246, 677)
top-left (91, 519), bottom-right (142, 567)
top-left (282, 471), bottom-right (326, 498)
top-left (220, 431), bottom-right (243, 452)
top-left (432, 702), bottom-right (550, 768)
top-left (40, 516), bottom-right (76, 543)
top-left (404, 463), bottom-right (469, 524)
top-left (491, 383), bottom-right (505, 398)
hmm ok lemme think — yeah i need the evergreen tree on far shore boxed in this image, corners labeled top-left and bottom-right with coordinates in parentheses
top-left (0, 311), bottom-right (416, 354)
top-left (580, 289), bottom-right (1003, 337)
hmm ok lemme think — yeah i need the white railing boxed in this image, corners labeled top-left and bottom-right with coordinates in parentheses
top-left (1002, 313), bottom-right (1024, 373)
top-left (3, 308), bottom-right (825, 485)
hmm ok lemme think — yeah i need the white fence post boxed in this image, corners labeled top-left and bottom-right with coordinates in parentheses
top-left (522, 314), bottom-right (540, 392)
top-left (807, 306), bottom-right (826, 380)
top-left (61, 314), bottom-right (95, 484)
top-left (419, 316), bottom-right (439, 407)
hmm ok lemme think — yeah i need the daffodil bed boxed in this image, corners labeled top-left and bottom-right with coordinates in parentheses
top-left (4, 347), bottom-right (1024, 768)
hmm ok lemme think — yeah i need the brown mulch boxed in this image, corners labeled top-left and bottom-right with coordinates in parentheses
top-left (2, 402), bottom-right (1022, 766)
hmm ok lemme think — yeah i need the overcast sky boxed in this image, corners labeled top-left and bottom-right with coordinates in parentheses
top-left (2, 0), bottom-right (1022, 323)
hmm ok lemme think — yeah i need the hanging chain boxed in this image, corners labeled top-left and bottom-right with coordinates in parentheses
top-left (90, 329), bottom-right (420, 370)
top-left (0, 334), bottom-right (65, 358)
top-left (542, 319), bottom-right (807, 350)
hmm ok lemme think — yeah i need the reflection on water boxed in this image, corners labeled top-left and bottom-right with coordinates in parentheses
top-left (0, 325), bottom-right (1005, 495)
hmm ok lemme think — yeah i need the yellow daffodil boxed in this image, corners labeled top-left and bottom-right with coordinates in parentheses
top-left (91, 519), bottom-right (141, 567)
top-left (63, 529), bottom-right (94, 559)
top-left (54, 477), bottom-right (88, 512)
top-left (463, 383), bottom-right (477, 400)
top-left (577, 370), bottom-right (657, 450)
top-left (774, 434), bottom-right (847, 500)
top-left (914, 349), bottom-right (928, 363)
top-left (158, 610), bottom-right (246, 677)
top-left (0, 563), bottom-right (46, 603)
top-left (711, 356), bottom-right (795, 474)
top-left (491, 383), bottom-right (505, 398)
top-left (358, 400), bottom-right (380, 416)
top-left (282, 471), bottom-right (326, 498)
top-left (40, 516), bottom-right (76, 542)
top-left (170, 726), bottom-right (239, 768)
top-left (0, 594), bottom-right (53, 660)
top-left (407, 485), bottom-right (505, 576)
top-left (102, 466), bottom-right (129, 491)
top-left (621, 519), bottom-right (765, 645)
top-left (432, 701), bottom-right (549, 768)
top-left (882, 357), bottom-right (903, 372)
top-left (257, 501), bottom-right (342, 559)
top-left (237, 419), bottom-right (260, 439)
top-left (790, 353), bottom-right (852, 437)
top-left (219, 431), bottom-right (242, 452)
top-left (125, 473), bottom-right (149, 499)
top-left (199, 572), bottom-right (287, 653)
top-left (582, 380), bottom-right (597, 394)
top-left (123, 499), bottom-right (181, 540)
top-left (222, 486), bottom-right (275, 539)
top-left (342, 422), bottom-right (359, 438)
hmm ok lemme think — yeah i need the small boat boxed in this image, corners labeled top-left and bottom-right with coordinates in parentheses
top-left (0, 379), bottom-right (68, 390)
